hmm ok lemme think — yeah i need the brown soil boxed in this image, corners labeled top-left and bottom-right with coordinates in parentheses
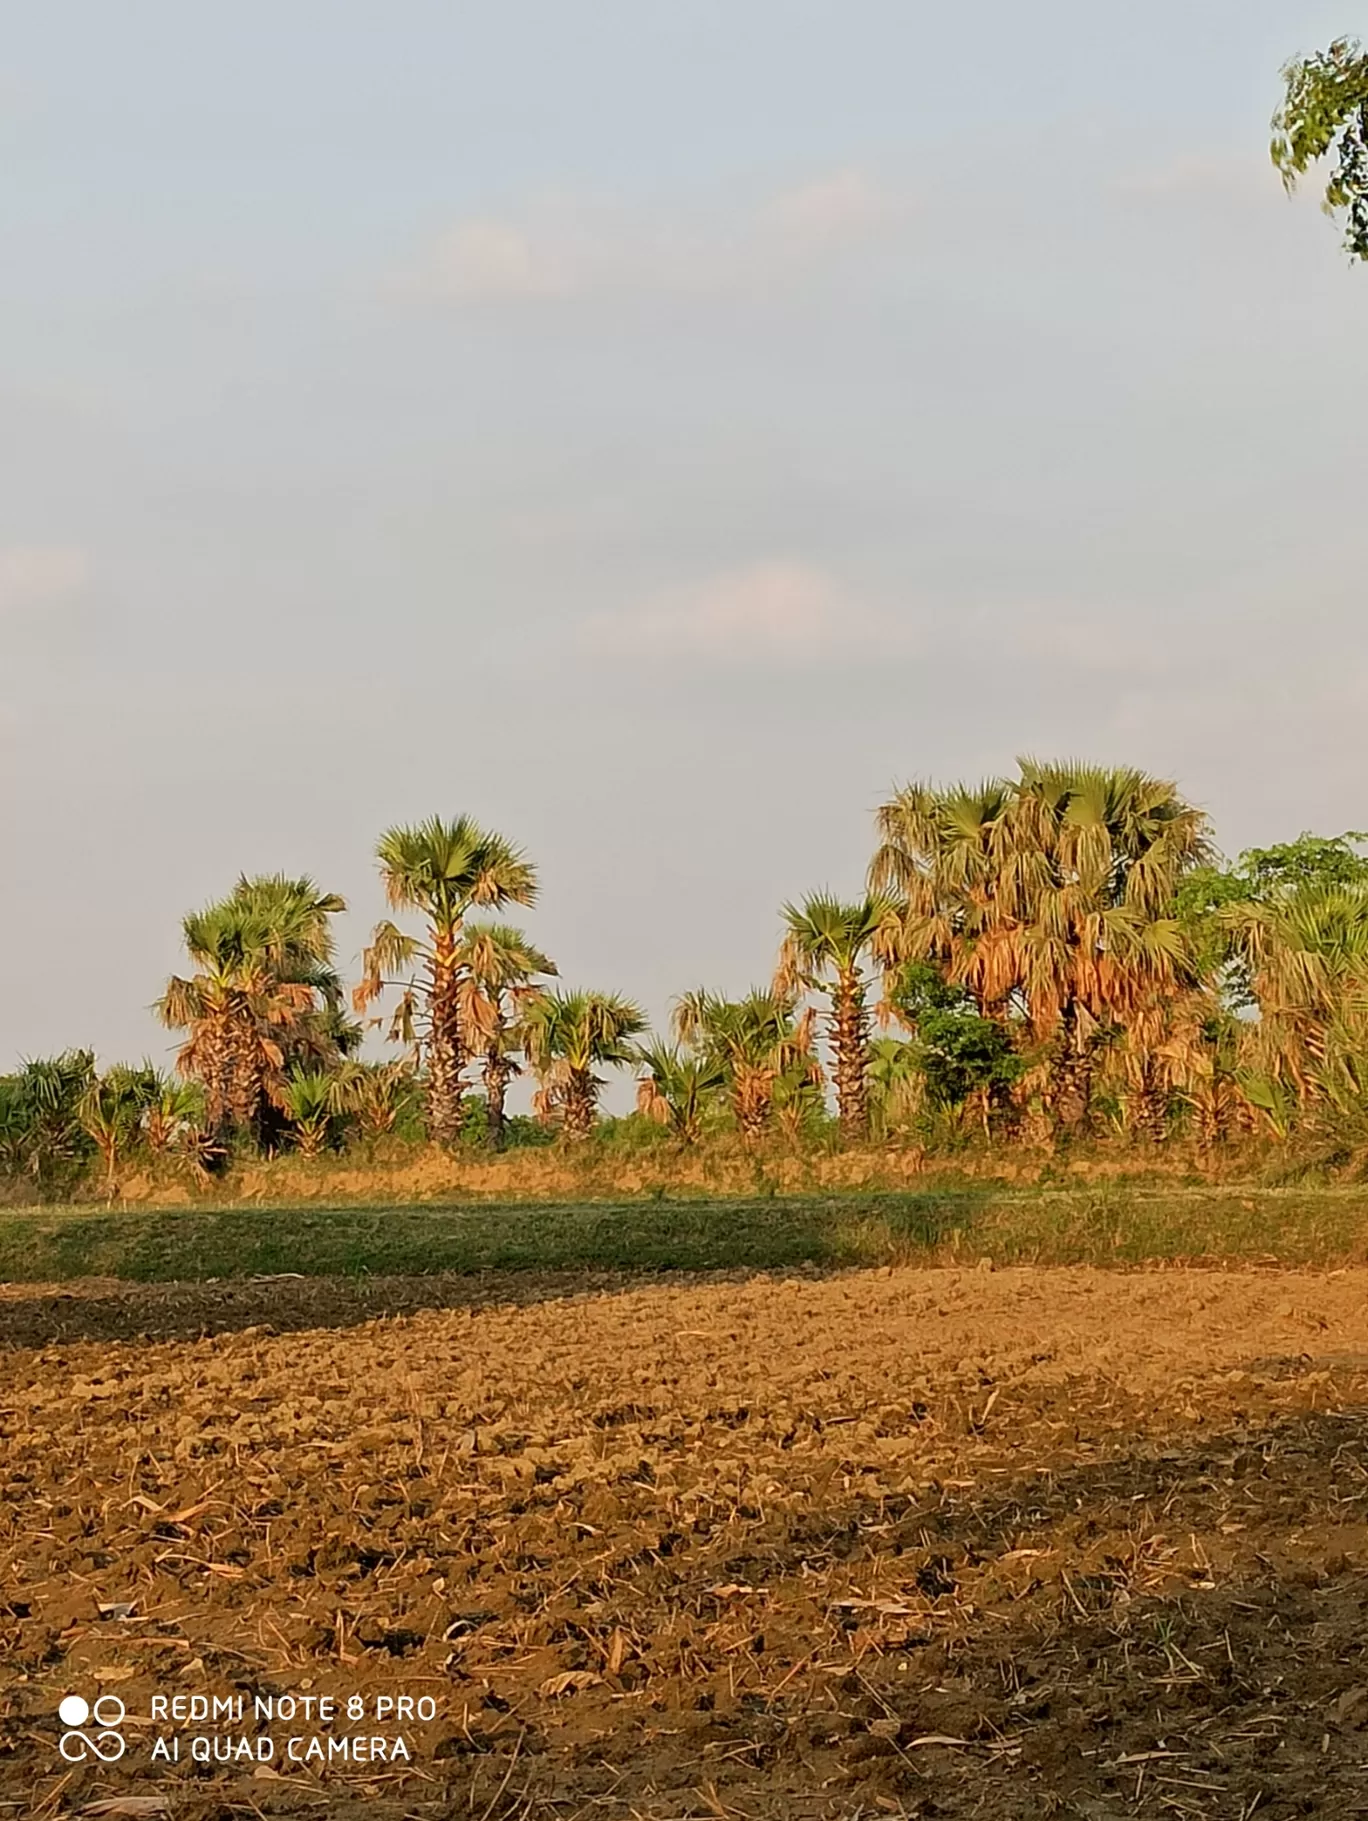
top-left (5, 1265), bottom-right (1368, 1818)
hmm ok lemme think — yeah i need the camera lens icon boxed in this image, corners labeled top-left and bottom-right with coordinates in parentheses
top-left (58, 1693), bottom-right (127, 1762)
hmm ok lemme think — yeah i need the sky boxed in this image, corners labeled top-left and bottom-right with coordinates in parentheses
top-left (1, 0), bottom-right (1365, 1091)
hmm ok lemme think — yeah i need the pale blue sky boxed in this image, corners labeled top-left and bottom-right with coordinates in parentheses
top-left (1, 2), bottom-right (1364, 1082)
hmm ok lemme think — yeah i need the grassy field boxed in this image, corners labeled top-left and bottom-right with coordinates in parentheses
top-left (3, 1184), bottom-right (1368, 1282)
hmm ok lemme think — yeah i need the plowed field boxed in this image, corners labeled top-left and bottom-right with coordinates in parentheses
top-left (5, 1264), bottom-right (1368, 1818)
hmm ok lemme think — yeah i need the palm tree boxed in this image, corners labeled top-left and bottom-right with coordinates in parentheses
top-left (355, 817), bottom-right (537, 1147)
top-left (159, 903), bottom-right (303, 1141)
top-left (80, 1067), bottom-right (155, 1194)
top-left (226, 875), bottom-right (358, 1071)
top-left (455, 923), bottom-right (556, 1149)
top-left (522, 990), bottom-right (646, 1138)
top-left (673, 989), bottom-right (816, 1142)
top-left (159, 878), bottom-right (347, 1146)
top-left (776, 894), bottom-right (899, 1139)
top-left (0, 1051), bottom-right (96, 1191)
top-left (866, 1037), bottom-right (923, 1138)
top-left (280, 1067), bottom-right (336, 1156)
top-left (634, 1041), bottom-right (725, 1144)
top-left (329, 1059), bottom-right (419, 1140)
top-left (140, 1075), bottom-right (206, 1160)
top-left (1223, 883), bottom-right (1368, 1125)
top-left (871, 760), bottom-right (1211, 1132)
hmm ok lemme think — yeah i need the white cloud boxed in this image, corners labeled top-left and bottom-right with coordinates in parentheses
top-left (765, 169), bottom-right (893, 248)
top-left (410, 170), bottom-right (905, 304)
top-left (0, 546), bottom-right (88, 611)
top-left (581, 561), bottom-right (911, 665)
top-left (423, 218), bottom-right (576, 301)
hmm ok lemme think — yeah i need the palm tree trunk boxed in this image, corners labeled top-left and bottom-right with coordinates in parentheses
top-left (563, 1068), bottom-right (595, 1139)
top-left (202, 1011), bottom-right (234, 1143)
top-left (1131, 1059), bottom-right (1167, 1144)
top-left (832, 972), bottom-right (869, 1140)
top-left (483, 1044), bottom-right (509, 1150)
top-left (426, 933), bottom-right (466, 1147)
top-left (1049, 1003), bottom-right (1093, 1132)
top-left (733, 1069), bottom-right (771, 1143)
top-left (228, 1026), bottom-right (262, 1140)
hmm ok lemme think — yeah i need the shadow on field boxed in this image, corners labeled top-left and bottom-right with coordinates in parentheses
top-left (6, 1359), bottom-right (1368, 1816)
top-left (0, 1261), bottom-right (852, 1348)
top-left (0, 1191), bottom-right (992, 1346)
top-left (0, 1260), bottom-right (961, 1347)
top-left (798, 1394), bottom-right (1368, 1819)
top-left (680, 1392), bottom-right (1368, 1820)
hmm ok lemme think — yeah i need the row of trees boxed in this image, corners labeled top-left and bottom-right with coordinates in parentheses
top-left (4, 763), bottom-right (1367, 1189)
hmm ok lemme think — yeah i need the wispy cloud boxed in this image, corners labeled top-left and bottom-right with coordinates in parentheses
top-left (0, 546), bottom-right (88, 611)
top-left (423, 219), bottom-right (572, 301)
top-left (580, 561), bottom-right (912, 666)
top-left (409, 169), bottom-right (907, 304)
top-left (1113, 153), bottom-right (1282, 204)
top-left (763, 169), bottom-right (893, 249)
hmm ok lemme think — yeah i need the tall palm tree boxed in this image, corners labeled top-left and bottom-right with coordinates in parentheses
top-left (227, 875), bottom-right (358, 1068)
top-left (522, 990), bottom-right (646, 1138)
top-left (455, 923), bottom-right (556, 1149)
top-left (355, 817), bottom-right (537, 1146)
top-left (1007, 761), bottom-right (1210, 1127)
top-left (673, 989), bottom-right (816, 1142)
top-left (776, 894), bottom-right (899, 1139)
top-left (634, 1041), bottom-right (725, 1144)
top-left (159, 903), bottom-right (306, 1141)
top-left (159, 878), bottom-right (347, 1145)
top-left (871, 760), bottom-right (1212, 1131)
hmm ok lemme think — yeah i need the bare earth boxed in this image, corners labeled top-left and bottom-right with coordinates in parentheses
top-left (4, 1264), bottom-right (1368, 1818)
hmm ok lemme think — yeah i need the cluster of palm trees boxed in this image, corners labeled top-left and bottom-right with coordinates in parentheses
top-left (865, 761), bottom-right (1368, 1147)
top-left (5, 760), bottom-right (1366, 1187)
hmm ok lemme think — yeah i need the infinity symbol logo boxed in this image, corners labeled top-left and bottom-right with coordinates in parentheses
top-left (58, 1694), bottom-right (127, 1763)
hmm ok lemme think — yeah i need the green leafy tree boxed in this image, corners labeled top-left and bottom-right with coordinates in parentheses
top-left (355, 817), bottom-right (537, 1147)
top-left (776, 894), bottom-right (898, 1139)
top-left (886, 962), bottom-right (1023, 1125)
top-left (139, 1075), bottom-right (208, 1164)
top-left (226, 875), bottom-right (359, 1072)
top-left (1272, 38), bottom-right (1368, 259)
top-left (522, 990), bottom-right (646, 1138)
